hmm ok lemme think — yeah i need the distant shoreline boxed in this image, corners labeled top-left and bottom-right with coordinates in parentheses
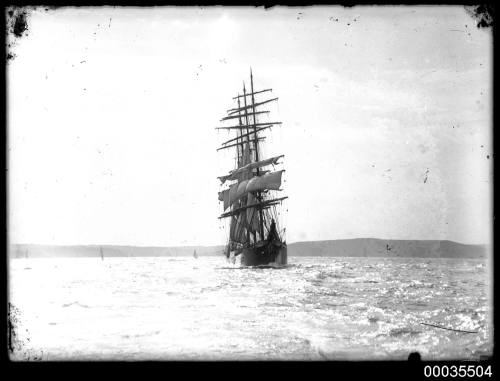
top-left (9, 239), bottom-right (488, 259)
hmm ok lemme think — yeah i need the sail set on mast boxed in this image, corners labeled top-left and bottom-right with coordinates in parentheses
top-left (218, 168), bottom-right (284, 210)
top-left (216, 69), bottom-right (287, 265)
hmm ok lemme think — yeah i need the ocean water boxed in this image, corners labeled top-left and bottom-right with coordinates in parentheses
top-left (8, 256), bottom-right (492, 361)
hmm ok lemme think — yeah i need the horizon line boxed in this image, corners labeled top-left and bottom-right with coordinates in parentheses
top-left (8, 237), bottom-right (490, 248)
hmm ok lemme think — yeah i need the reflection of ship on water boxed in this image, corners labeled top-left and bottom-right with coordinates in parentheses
top-left (193, 250), bottom-right (198, 259)
top-left (100, 246), bottom-right (104, 261)
top-left (216, 69), bottom-right (287, 266)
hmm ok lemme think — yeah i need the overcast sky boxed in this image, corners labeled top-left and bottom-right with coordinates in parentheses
top-left (8, 6), bottom-right (492, 246)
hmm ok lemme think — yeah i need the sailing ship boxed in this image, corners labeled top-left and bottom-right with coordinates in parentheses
top-left (193, 249), bottom-right (198, 259)
top-left (216, 69), bottom-right (287, 266)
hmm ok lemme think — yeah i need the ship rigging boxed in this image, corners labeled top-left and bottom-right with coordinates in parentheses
top-left (216, 69), bottom-right (287, 266)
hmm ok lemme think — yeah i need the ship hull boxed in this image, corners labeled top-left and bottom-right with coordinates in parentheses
top-left (241, 242), bottom-right (287, 266)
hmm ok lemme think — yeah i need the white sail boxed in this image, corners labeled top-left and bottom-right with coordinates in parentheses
top-left (218, 154), bottom-right (283, 184)
top-left (219, 170), bottom-right (284, 210)
top-left (246, 170), bottom-right (283, 193)
top-left (219, 189), bottom-right (230, 210)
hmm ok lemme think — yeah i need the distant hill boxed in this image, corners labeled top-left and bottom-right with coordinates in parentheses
top-left (9, 239), bottom-right (488, 259)
top-left (8, 244), bottom-right (225, 259)
top-left (288, 239), bottom-right (488, 259)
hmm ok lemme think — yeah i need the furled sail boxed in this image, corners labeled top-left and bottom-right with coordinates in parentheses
top-left (227, 97), bottom-right (278, 115)
top-left (218, 155), bottom-right (284, 184)
top-left (219, 170), bottom-right (284, 210)
top-left (219, 196), bottom-right (288, 219)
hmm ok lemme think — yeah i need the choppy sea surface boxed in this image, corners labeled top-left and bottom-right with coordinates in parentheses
top-left (9, 256), bottom-right (492, 361)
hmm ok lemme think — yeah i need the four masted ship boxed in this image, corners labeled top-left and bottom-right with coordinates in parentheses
top-left (216, 69), bottom-right (287, 266)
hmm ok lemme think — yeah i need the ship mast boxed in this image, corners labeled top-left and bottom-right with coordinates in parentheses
top-left (250, 68), bottom-right (265, 241)
top-left (236, 96), bottom-right (244, 167)
top-left (216, 69), bottom-right (285, 248)
top-left (240, 83), bottom-right (255, 243)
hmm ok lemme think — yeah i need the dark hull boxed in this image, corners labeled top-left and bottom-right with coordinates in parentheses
top-left (241, 242), bottom-right (287, 266)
